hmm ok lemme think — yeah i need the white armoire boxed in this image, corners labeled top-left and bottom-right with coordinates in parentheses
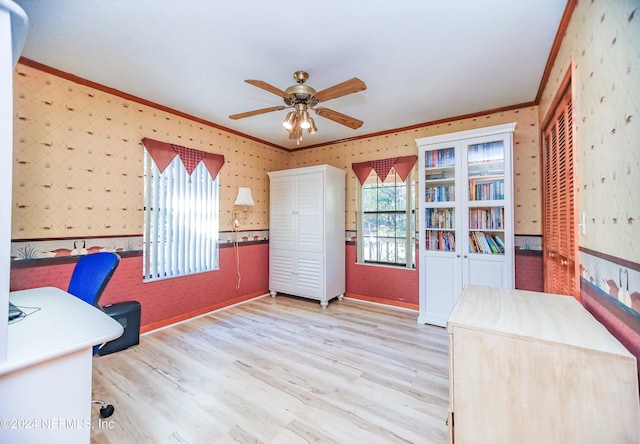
top-left (267, 165), bottom-right (345, 308)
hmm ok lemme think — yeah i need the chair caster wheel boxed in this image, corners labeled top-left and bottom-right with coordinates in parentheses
top-left (100, 404), bottom-right (115, 418)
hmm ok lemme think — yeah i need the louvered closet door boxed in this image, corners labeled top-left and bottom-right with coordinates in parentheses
top-left (542, 87), bottom-right (579, 297)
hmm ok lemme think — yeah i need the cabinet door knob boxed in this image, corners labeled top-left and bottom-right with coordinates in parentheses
top-left (457, 254), bottom-right (461, 258)
top-left (463, 255), bottom-right (468, 259)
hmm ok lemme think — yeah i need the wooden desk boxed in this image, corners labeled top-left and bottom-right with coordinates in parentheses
top-left (0, 287), bottom-right (123, 444)
top-left (446, 285), bottom-right (640, 443)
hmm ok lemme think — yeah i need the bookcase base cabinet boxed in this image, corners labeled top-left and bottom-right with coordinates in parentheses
top-left (447, 285), bottom-right (640, 444)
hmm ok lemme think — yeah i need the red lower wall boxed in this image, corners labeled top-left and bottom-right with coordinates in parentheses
top-left (581, 278), bottom-right (640, 388)
top-left (10, 242), bottom-right (544, 332)
top-left (345, 244), bottom-right (419, 309)
top-left (10, 243), bottom-right (269, 332)
top-left (514, 250), bottom-right (544, 292)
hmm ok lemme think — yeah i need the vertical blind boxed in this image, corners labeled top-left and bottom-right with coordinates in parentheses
top-left (143, 149), bottom-right (220, 281)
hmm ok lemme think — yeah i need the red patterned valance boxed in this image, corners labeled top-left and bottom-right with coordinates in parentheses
top-left (141, 138), bottom-right (225, 178)
top-left (351, 155), bottom-right (418, 185)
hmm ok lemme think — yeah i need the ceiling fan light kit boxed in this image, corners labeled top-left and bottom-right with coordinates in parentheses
top-left (230, 70), bottom-right (366, 144)
top-left (282, 111), bottom-right (297, 130)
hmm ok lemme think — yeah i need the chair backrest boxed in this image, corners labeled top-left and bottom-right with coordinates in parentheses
top-left (67, 252), bottom-right (121, 306)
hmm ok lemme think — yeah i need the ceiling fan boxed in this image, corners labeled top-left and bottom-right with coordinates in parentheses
top-left (229, 71), bottom-right (366, 144)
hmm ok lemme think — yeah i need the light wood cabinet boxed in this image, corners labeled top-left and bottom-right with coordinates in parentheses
top-left (267, 165), bottom-right (345, 308)
top-left (447, 285), bottom-right (640, 443)
top-left (416, 123), bottom-right (516, 327)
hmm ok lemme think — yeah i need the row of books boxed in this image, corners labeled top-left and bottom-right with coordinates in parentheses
top-left (469, 178), bottom-right (504, 201)
top-left (425, 185), bottom-right (455, 202)
top-left (425, 147), bottom-right (455, 168)
top-left (469, 232), bottom-right (505, 254)
top-left (467, 141), bottom-right (504, 164)
top-left (425, 208), bottom-right (455, 229)
top-left (425, 230), bottom-right (455, 251)
top-left (469, 207), bottom-right (504, 230)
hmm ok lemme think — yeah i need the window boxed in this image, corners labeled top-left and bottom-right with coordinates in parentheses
top-left (142, 139), bottom-right (224, 281)
top-left (357, 168), bottom-right (415, 268)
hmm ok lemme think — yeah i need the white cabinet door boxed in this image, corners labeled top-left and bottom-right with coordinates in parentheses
top-left (269, 172), bottom-right (324, 253)
top-left (269, 249), bottom-right (296, 295)
top-left (269, 249), bottom-right (324, 299)
top-left (465, 254), bottom-right (508, 288)
top-left (294, 251), bottom-right (324, 299)
top-left (295, 172), bottom-right (323, 253)
top-left (269, 176), bottom-right (295, 250)
top-left (420, 254), bottom-right (462, 326)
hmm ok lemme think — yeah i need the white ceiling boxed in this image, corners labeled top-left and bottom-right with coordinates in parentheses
top-left (13, 0), bottom-right (567, 149)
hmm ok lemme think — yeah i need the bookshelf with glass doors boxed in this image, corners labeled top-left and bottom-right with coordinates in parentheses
top-left (416, 123), bottom-right (516, 326)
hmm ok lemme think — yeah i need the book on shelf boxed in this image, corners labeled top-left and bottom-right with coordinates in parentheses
top-left (467, 141), bottom-right (504, 164)
top-left (425, 185), bottom-right (454, 202)
top-left (425, 147), bottom-right (455, 168)
top-left (426, 207), bottom-right (455, 229)
top-left (469, 232), bottom-right (504, 254)
top-left (485, 234), bottom-right (500, 253)
top-left (469, 178), bottom-right (504, 200)
top-left (426, 230), bottom-right (455, 251)
top-left (469, 207), bottom-right (503, 230)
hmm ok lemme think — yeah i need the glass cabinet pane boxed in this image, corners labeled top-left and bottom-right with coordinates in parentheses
top-left (425, 208), bottom-right (455, 251)
top-left (467, 140), bottom-right (505, 202)
top-left (424, 146), bottom-right (457, 252)
top-left (424, 146), bottom-right (456, 202)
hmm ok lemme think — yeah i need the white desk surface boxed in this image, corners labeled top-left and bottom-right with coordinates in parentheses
top-left (1, 286), bottom-right (124, 376)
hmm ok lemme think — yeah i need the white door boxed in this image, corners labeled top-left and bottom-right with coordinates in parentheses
top-left (422, 253), bottom-right (462, 327)
top-left (269, 176), bottom-right (295, 250)
top-left (295, 172), bottom-right (324, 253)
top-left (269, 249), bottom-right (295, 294)
top-left (465, 255), bottom-right (508, 288)
top-left (294, 251), bottom-right (324, 299)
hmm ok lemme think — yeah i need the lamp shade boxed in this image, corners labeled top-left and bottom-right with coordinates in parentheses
top-left (234, 187), bottom-right (255, 206)
top-left (282, 112), bottom-right (297, 131)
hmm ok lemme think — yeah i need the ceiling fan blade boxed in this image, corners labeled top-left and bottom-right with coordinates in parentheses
top-left (315, 107), bottom-right (364, 129)
top-left (245, 79), bottom-right (291, 98)
top-left (229, 106), bottom-right (286, 120)
top-left (314, 78), bottom-right (366, 103)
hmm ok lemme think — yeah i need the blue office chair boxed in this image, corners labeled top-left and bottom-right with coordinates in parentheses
top-left (68, 252), bottom-right (120, 307)
top-left (67, 251), bottom-right (121, 418)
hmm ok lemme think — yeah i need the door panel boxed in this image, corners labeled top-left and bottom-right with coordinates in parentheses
top-left (542, 81), bottom-right (579, 298)
top-left (467, 256), bottom-right (507, 288)
top-left (269, 177), bottom-right (295, 250)
top-left (296, 173), bottom-right (323, 252)
top-left (269, 250), bottom-right (295, 294)
top-left (295, 252), bottom-right (324, 299)
top-left (423, 254), bottom-right (461, 327)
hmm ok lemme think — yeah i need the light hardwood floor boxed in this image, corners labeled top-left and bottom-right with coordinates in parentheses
top-left (90, 295), bottom-right (450, 443)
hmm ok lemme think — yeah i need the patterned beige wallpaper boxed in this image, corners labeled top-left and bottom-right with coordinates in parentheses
top-left (12, 64), bottom-right (288, 238)
top-left (292, 106), bottom-right (541, 235)
top-left (12, 64), bottom-right (541, 240)
top-left (538, 0), bottom-right (639, 263)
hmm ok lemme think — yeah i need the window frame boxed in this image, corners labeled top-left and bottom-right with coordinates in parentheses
top-left (143, 149), bottom-right (220, 281)
top-left (356, 169), bottom-right (415, 269)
